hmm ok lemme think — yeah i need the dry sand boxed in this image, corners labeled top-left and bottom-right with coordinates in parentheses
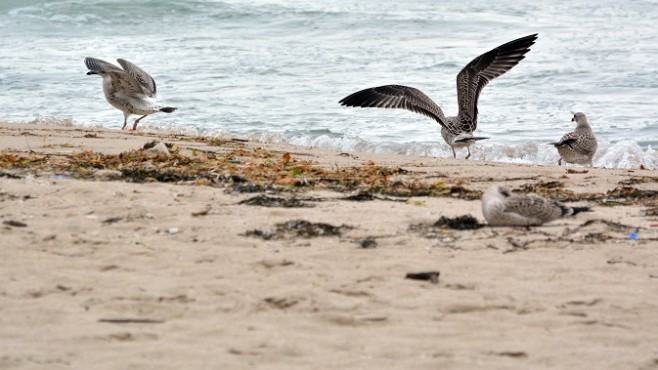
top-left (1, 122), bottom-right (658, 369)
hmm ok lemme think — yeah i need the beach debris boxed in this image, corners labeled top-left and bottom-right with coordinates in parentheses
top-left (0, 191), bottom-right (32, 202)
top-left (504, 237), bottom-right (530, 254)
top-left (239, 195), bottom-right (312, 208)
top-left (405, 271), bottom-right (440, 284)
top-left (489, 351), bottom-right (528, 359)
top-left (607, 257), bottom-right (638, 266)
top-left (98, 318), bottom-right (165, 324)
top-left (567, 169), bottom-right (589, 174)
top-left (258, 259), bottom-right (295, 269)
top-left (282, 152), bottom-right (291, 164)
top-left (244, 219), bottom-right (351, 240)
top-left (167, 227), bottom-right (179, 234)
top-left (343, 192), bottom-right (376, 201)
top-left (0, 170), bottom-right (22, 179)
top-left (605, 186), bottom-right (658, 200)
top-left (263, 296), bottom-right (300, 309)
top-left (102, 216), bottom-right (123, 224)
top-left (0, 149), bottom-right (484, 200)
top-left (359, 237), bottom-right (378, 249)
top-left (629, 229), bottom-right (639, 240)
top-left (3, 220), bottom-right (27, 228)
top-left (94, 169), bottom-right (123, 180)
top-left (142, 141), bottom-right (170, 158)
top-left (433, 215), bottom-right (482, 230)
top-left (191, 205), bottom-right (212, 216)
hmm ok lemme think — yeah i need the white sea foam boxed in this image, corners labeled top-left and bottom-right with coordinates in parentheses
top-left (5, 116), bottom-right (656, 170)
top-left (258, 133), bottom-right (658, 170)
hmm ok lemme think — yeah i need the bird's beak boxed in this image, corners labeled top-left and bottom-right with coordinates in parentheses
top-left (571, 117), bottom-right (575, 122)
top-left (86, 71), bottom-right (97, 75)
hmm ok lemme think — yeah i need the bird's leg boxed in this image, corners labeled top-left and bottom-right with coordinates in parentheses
top-left (451, 147), bottom-right (457, 159)
top-left (121, 114), bottom-right (129, 130)
top-left (465, 147), bottom-right (472, 160)
top-left (558, 158), bottom-right (563, 166)
top-left (132, 115), bottom-right (148, 130)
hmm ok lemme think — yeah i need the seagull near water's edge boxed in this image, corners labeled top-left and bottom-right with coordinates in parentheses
top-left (339, 33), bottom-right (538, 159)
top-left (84, 57), bottom-right (177, 130)
top-left (550, 112), bottom-right (598, 167)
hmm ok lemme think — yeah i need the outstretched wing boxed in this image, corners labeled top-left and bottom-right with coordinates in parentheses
top-left (456, 33), bottom-right (538, 132)
top-left (117, 58), bottom-right (157, 97)
top-left (85, 57), bottom-right (123, 73)
top-left (85, 57), bottom-right (145, 96)
top-left (339, 85), bottom-right (448, 128)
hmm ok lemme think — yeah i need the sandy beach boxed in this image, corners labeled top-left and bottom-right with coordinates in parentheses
top-left (1, 122), bottom-right (658, 369)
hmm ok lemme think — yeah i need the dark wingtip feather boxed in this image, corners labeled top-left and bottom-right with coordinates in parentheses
top-left (570, 206), bottom-right (592, 216)
top-left (559, 204), bottom-right (591, 217)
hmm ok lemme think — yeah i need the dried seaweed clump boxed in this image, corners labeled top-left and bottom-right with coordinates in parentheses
top-left (433, 215), bottom-right (483, 230)
top-left (244, 219), bottom-right (352, 240)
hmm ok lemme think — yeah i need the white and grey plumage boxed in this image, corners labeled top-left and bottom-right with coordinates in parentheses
top-left (482, 185), bottom-right (591, 226)
top-left (339, 34), bottom-right (538, 159)
top-left (84, 57), bottom-right (177, 130)
top-left (551, 112), bottom-right (597, 166)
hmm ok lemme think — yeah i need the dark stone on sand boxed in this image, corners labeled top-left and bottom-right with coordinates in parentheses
top-left (405, 271), bottom-right (440, 284)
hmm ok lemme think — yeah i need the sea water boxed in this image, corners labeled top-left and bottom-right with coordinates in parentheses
top-left (1, 0), bottom-right (656, 169)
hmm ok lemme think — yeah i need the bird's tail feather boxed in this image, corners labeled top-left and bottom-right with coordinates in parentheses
top-left (570, 206), bottom-right (592, 216)
top-left (560, 205), bottom-right (592, 217)
top-left (454, 136), bottom-right (490, 144)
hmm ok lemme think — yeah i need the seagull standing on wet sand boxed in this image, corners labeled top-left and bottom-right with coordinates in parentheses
top-left (339, 34), bottom-right (538, 159)
top-left (84, 57), bottom-right (177, 130)
top-left (482, 185), bottom-right (591, 226)
top-left (551, 112), bottom-right (598, 166)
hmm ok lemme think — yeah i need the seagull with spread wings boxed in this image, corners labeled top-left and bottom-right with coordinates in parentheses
top-left (84, 57), bottom-right (177, 130)
top-left (340, 34), bottom-right (538, 159)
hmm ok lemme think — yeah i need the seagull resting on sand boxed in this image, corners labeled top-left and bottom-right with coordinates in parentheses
top-left (339, 34), bottom-right (538, 159)
top-left (482, 185), bottom-right (591, 226)
top-left (84, 57), bottom-right (177, 130)
top-left (551, 112), bottom-right (597, 166)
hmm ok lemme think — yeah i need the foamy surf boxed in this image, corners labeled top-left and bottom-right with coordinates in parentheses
top-left (257, 132), bottom-right (658, 170)
top-left (4, 118), bottom-right (656, 170)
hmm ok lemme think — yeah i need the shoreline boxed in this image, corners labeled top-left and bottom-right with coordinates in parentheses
top-left (2, 122), bottom-right (658, 369)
